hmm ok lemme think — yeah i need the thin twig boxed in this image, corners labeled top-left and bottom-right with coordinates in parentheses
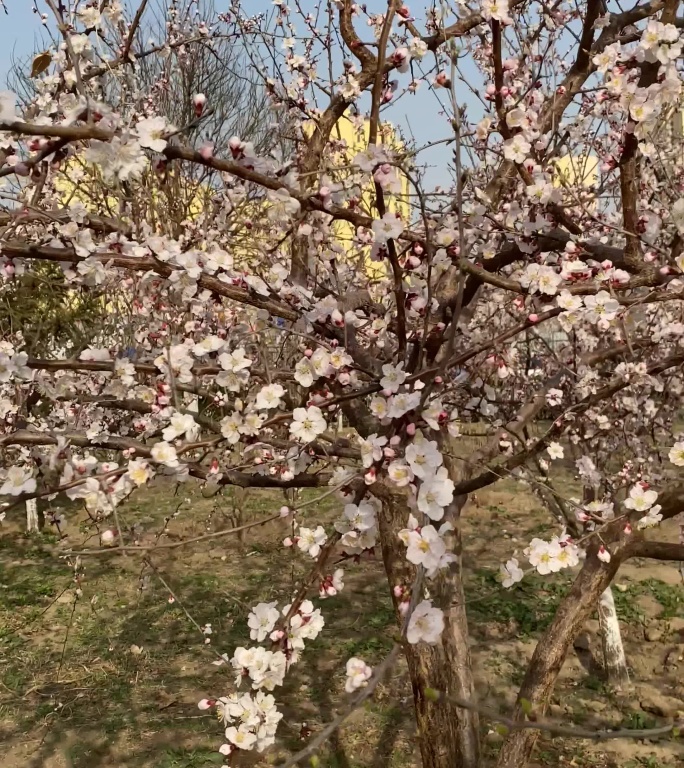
top-left (63, 512), bottom-right (282, 556)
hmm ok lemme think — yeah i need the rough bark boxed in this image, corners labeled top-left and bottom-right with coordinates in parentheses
top-left (598, 586), bottom-right (630, 690)
top-left (494, 550), bottom-right (621, 768)
top-left (492, 512), bottom-right (684, 768)
top-left (374, 484), bottom-right (480, 768)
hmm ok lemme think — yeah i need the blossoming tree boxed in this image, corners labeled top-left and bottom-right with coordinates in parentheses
top-left (2, 1), bottom-right (684, 768)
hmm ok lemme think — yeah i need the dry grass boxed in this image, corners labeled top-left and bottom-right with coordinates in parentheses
top-left (0, 477), bottom-right (682, 768)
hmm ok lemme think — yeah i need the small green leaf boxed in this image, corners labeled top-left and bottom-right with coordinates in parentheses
top-left (30, 51), bottom-right (51, 78)
top-left (495, 724), bottom-right (509, 737)
top-left (310, 756), bottom-right (320, 768)
top-left (424, 687), bottom-right (441, 702)
top-left (520, 698), bottom-right (533, 716)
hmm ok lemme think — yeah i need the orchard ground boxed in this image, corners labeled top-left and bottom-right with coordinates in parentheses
top-left (0, 471), bottom-right (683, 768)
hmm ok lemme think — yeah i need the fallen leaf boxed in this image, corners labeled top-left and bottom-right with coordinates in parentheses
top-left (30, 51), bottom-right (51, 78)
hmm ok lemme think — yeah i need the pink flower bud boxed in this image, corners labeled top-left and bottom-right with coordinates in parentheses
top-left (193, 92), bottom-right (207, 117)
top-left (199, 142), bottom-right (214, 160)
top-left (597, 545), bottom-right (611, 563)
top-left (283, 537), bottom-right (293, 547)
top-left (528, 313), bottom-right (539, 323)
top-left (280, 506), bottom-right (290, 517)
top-left (331, 309), bottom-right (345, 327)
top-left (393, 585), bottom-right (403, 597)
top-left (406, 422), bottom-right (416, 436)
top-left (434, 376), bottom-right (443, 385)
top-left (304, 349), bottom-right (313, 358)
top-left (382, 389), bottom-right (393, 398)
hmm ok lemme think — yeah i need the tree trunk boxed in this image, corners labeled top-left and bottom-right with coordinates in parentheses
top-left (26, 498), bottom-right (39, 532)
top-left (598, 586), bottom-right (630, 690)
top-left (495, 552), bottom-right (620, 768)
top-left (375, 486), bottom-right (480, 768)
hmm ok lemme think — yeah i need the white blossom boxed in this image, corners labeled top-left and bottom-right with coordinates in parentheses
top-left (407, 600), bottom-right (445, 645)
top-left (0, 466), bottom-right (36, 496)
top-left (150, 441), bottom-right (180, 468)
top-left (345, 657), bottom-right (373, 692)
top-left (499, 558), bottom-right (524, 588)
top-left (290, 406), bottom-right (327, 443)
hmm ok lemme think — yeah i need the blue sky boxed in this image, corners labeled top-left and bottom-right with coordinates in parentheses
top-left (0, 0), bottom-right (468, 188)
top-left (0, 1), bottom-right (46, 76)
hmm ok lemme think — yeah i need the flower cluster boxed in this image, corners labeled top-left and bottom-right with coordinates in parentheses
top-left (200, 598), bottom-right (326, 757)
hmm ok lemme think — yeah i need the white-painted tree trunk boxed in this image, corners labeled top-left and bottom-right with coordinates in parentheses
top-left (598, 586), bottom-right (630, 689)
top-left (26, 498), bottom-right (39, 532)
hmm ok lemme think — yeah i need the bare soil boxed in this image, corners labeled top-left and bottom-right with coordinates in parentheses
top-left (0, 478), bottom-right (682, 768)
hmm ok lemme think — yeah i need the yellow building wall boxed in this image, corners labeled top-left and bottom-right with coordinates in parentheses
top-left (553, 155), bottom-right (599, 196)
top-left (305, 111), bottom-right (410, 280)
top-left (56, 114), bottom-right (410, 281)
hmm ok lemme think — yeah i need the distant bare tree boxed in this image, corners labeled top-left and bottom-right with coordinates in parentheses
top-left (2, 0), bottom-right (289, 357)
top-left (7, 0), bottom-right (287, 158)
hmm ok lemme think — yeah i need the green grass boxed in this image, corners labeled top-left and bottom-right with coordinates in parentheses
top-left (0, 574), bottom-right (62, 607)
top-left (620, 711), bottom-right (658, 730)
top-left (0, 485), bottom-right (405, 768)
top-left (612, 584), bottom-right (648, 624)
top-left (642, 578), bottom-right (684, 619)
top-left (0, 481), bottom-right (681, 768)
top-left (612, 579), bottom-right (684, 624)
top-left (468, 569), bottom-right (570, 636)
top-left (156, 748), bottom-right (223, 768)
